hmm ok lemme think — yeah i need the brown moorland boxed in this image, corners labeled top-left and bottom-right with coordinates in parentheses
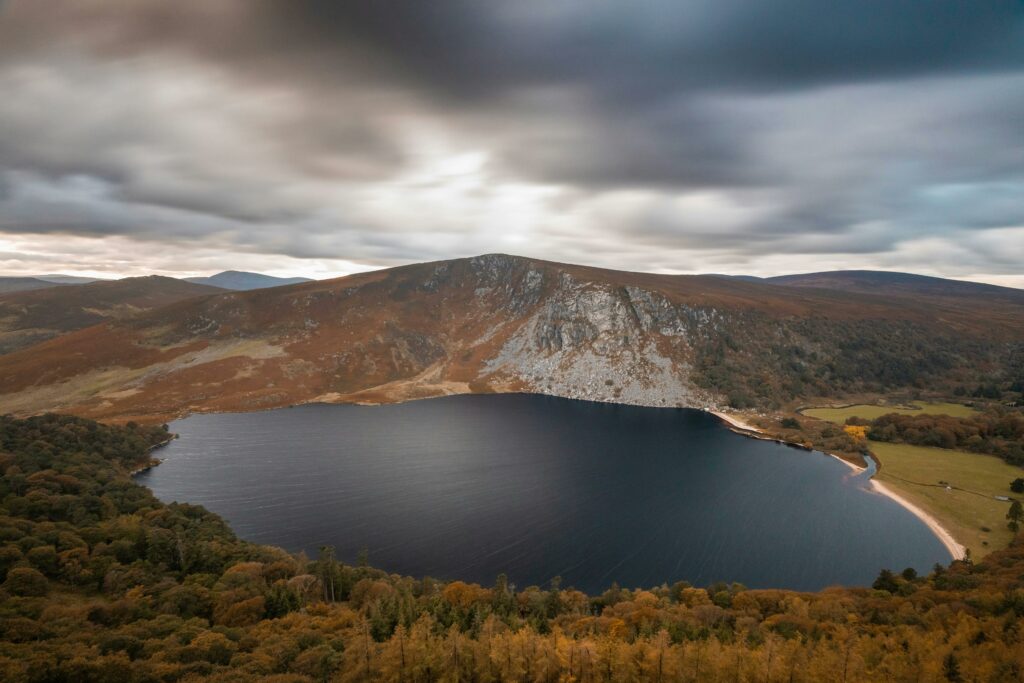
top-left (0, 276), bottom-right (224, 355)
top-left (0, 254), bottom-right (1020, 423)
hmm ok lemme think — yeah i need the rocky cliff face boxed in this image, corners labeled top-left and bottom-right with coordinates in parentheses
top-left (482, 268), bottom-right (708, 407)
top-left (0, 253), bottom-right (1018, 421)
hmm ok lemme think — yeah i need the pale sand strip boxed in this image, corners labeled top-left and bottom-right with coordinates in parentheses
top-left (830, 453), bottom-right (866, 473)
top-left (710, 409), bottom-right (965, 561)
top-left (870, 480), bottom-right (966, 561)
top-left (710, 410), bottom-right (760, 433)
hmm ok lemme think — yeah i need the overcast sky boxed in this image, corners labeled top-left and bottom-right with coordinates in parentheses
top-left (0, 1), bottom-right (1022, 285)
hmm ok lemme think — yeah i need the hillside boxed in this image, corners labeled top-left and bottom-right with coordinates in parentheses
top-left (0, 276), bottom-right (223, 355)
top-left (767, 270), bottom-right (1024, 305)
top-left (0, 414), bottom-right (1022, 681)
top-left (34, 274), bottom-right (104, 285)
top-left (185, 270), bottom-right (313, 291)
top-left (0, 254), bottom-right (1019, 421)
top-left (0, 277), bottom-right (63, 295)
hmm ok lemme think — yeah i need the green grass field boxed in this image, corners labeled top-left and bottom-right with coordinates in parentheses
top-left (802, 401), bottom-right (978, 424)
top-left (870, 441), bottom-right (1021, 558)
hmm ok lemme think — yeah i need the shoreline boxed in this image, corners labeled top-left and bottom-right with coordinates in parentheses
top-left (870, 479), bottom-right (966, 561)
top-left (94, 397), bottom-right (973, 563)
top-left (128, 435), bottom-right (175, 476)
top-left (710, 410), bottom-right (816, 455)
top-left (711, 410), bottom-right (966, 561)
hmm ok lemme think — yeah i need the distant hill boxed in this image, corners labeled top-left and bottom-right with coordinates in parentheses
top-left (766, 270), bottom-right (1024, 303)
top-left (0, 276), bottom-right (223, 354)
top-left (36, 274), bottom-right (105, 285)
top-left (185, 270), bottom-right (313, 290)
top-left (0, 277), bottom-right (65, 294)
top-left (705, 274), bottom-right (764, 283)
top-left (0, 254), bottom-right (1020, 422)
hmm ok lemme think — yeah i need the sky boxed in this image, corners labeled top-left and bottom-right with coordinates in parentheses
top-left (0, 1), bottom-right (1022, 286)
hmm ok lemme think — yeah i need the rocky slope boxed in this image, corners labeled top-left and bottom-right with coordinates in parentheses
top-left (0, 254), bottom-right (1019, 422)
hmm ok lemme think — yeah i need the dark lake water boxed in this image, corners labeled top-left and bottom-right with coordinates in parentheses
top-left (137, 394), bottom-right (949, 593)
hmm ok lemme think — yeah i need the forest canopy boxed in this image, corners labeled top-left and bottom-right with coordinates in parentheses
top-left (864, 408), bottom-right (1024, 466)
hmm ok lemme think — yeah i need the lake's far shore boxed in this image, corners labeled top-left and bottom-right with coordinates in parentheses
top-left (710, 410), bottom-right (966, 561)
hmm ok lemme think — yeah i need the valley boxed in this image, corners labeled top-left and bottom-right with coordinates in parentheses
top-left (0, 254), bottom-right (1020, 569)
top-left (4, 3), bottom-right (1023, 678)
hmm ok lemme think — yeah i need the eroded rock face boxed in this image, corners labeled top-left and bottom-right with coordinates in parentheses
top-left (483, 272), bottom-right (711, 408)
top-left (467, 254), bottom-right (547, 316)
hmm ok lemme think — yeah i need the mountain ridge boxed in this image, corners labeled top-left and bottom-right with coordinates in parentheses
top-left (36, 274), bottom-right (106, 284)
top-left (0, 276), bottom-right (66, 294)
top-left (0, 254), bottom-right (1018, 422)
top-left (0, 275), bottom-right (224, 355)
top-left (185, 270), bottom-right (314, 290)
top-left (765, 269), bottom-right (1024, 302)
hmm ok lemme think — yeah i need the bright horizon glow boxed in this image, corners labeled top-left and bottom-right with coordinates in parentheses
top-left (2, 251), bottom-right (1021, 290)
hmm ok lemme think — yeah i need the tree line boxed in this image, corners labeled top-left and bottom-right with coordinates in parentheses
top-left (857, 407), bottom-right (1024, 466)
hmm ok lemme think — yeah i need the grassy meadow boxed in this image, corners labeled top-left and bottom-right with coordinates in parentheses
top-left (870, 442), bottom-right (1020, 557)
top-left (800, 400), bottom-right (1018, 557)
top-left (801, 401), bottom-right (978, 424)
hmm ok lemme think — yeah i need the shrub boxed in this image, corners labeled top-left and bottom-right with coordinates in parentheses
top-left (872, 569), bottom-right (899, 593)
top-left (4, 566), bottom-right (49, 596)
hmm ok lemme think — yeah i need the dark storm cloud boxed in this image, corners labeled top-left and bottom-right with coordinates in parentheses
top-left (0, 0), bottom-right (1022, 281)
top-left (281, 1), bottom-right (1024, 96)
top-left (8, 1), bottom-right (1024, 111)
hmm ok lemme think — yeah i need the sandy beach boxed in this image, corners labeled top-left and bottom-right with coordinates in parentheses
top-left (710, 410), bottom-right (761, 433)
top-left (710, 409), bottom-right (966, 561)
top-left (870, 480), bottom-right (966, 560)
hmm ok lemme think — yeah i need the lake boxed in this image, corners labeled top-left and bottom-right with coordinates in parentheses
top-left (136, 394), bottom-right (950, 593)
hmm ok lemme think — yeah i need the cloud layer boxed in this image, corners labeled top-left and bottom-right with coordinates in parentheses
top-left (0, 0), bottom-right (1022, 283)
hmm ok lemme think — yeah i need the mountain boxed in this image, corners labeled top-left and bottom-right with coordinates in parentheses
top-left (0, 276), bottom-right (223, 355)
top-left (705, 274), bottom-right (764, 283)
top-left (0, 274), bottom-right (107, 293)
top-left (0, 277), bottom-right (65, 294)
top-left (185, 270), bottom-right (313, 290)
top-left (766, 270), bottom-right (1024, 303)
top-left (0, 254), bottom-right (1018, 422)
top-left (35, 274), bottom-right (105, 285)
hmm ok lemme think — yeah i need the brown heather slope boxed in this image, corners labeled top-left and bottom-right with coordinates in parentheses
top-left (0, 254), bottom-right (1020, 422)
top-left (768, 269), bottom-right (1024, 302)
top-left (0, 275), bottom-right (224, 354)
